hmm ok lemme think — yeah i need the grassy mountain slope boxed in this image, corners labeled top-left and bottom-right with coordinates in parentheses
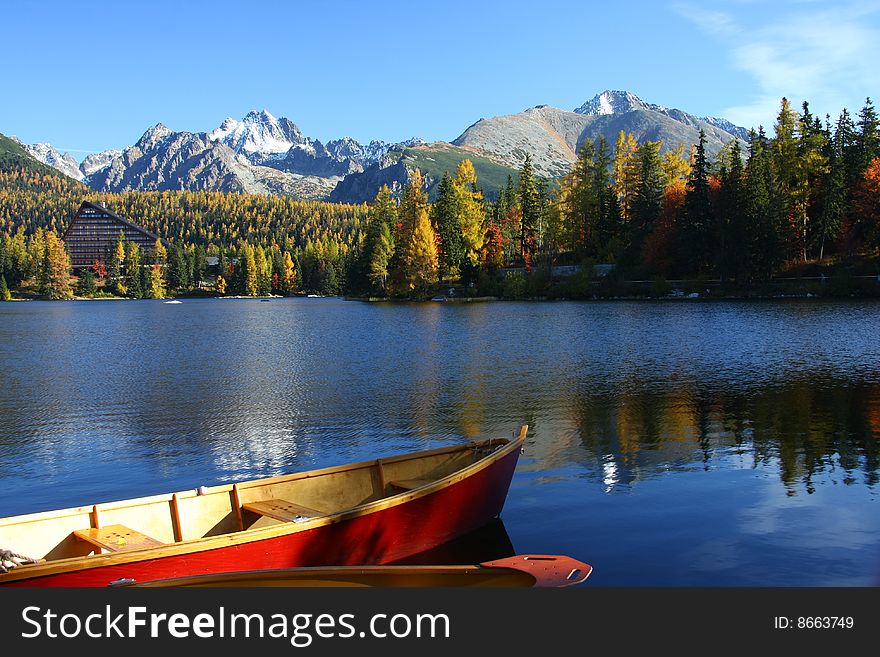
top-left (402, 143), bottom-right (520, 198)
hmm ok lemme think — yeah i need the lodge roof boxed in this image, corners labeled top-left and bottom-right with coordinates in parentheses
top-left (63, 200), bottom-right (169, 246)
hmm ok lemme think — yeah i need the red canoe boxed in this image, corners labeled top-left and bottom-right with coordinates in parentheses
top-left (109, 554), bottom-right (592, 588)
top-left (0, 426), bottom-right (527, 587)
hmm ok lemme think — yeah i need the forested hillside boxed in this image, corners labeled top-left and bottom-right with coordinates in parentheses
top-left (2, 95), bottom-right (879, 302)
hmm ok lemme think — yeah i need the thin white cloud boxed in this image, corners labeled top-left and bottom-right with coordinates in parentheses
top-left (676, 1), bottom-right (880, 129)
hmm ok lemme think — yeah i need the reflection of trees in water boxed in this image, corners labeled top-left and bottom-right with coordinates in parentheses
top-left (570, 377), bottom-right (880, 494)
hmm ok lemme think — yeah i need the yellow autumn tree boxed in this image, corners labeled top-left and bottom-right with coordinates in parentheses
top-left (152, 238), bottom-right (167, 265)
top-left (281, 250), bottom-right (297, 294)
top-left (661, 144), bottom-right (692, 187)
top-left (149, 264), bottom-right (167, 299)
top-left (395, 169), bottom-right (438, 296)
top-left (453, 159), bottom-right (486, 266)
top-left (613, 131), bottom-right (640, 221)
top-left (42, 232), bottom-right (73, 300)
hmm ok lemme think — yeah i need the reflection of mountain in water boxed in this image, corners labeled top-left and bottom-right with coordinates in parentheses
top-left (547, 375), bottom-right (880, 495)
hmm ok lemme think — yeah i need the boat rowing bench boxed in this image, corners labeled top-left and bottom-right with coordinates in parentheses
top-left (242, 499), bottom-right (325, 523)
top-left (388, 478), bottom-right (434, 492)
top-left (73, 524), bottom-right (164, 553)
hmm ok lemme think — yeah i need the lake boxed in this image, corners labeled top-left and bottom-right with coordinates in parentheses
top-left (1, 297), bottom-right (878, 586)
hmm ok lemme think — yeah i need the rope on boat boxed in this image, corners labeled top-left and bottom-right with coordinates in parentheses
top-left (0, 549), bottom-right (38, 573)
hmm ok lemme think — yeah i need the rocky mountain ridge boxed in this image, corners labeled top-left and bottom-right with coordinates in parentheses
top-left (15, 91), bottom-right (748, 202)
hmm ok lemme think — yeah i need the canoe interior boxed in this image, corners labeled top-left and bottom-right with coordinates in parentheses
top-left (0, 438), bottom-right (511, 567)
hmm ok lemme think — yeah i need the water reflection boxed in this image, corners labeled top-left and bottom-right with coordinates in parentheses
top-left (392, 519), bottom-right (516, 566)
top-left (564, 377), bottom-right (880, 495)
top-left (1, 298), bottom-right (879, 584)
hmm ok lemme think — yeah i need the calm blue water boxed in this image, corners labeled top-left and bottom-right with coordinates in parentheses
top-left (1, 297), bottom-right (878, 585)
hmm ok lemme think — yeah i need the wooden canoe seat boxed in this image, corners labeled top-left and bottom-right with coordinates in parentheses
top-left (74, 524), bottom-right (164, 553)
top-left (388, 478), bottom-right (435, 492)
top-left (242, 499), bottom-right (325, 523)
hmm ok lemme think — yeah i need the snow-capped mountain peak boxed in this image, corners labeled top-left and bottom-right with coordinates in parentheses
top-left (11, 137), bottom-right (84, 181)
top-left (80, 149), bottom-right (123, 178)
top-left (208, 109), bottom-right (304, 156)
top-left (574, 90), bottom-right (660, 116)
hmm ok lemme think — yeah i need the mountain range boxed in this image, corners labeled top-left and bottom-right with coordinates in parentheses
top-left (10, 91), bottom-right (748, 203)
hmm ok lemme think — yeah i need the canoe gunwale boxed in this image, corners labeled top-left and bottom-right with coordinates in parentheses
top-left (0, 429), bottom-right (527, 585)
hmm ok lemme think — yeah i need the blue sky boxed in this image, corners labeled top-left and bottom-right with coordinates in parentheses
top-left (2, 0), bottom-right (878, 158)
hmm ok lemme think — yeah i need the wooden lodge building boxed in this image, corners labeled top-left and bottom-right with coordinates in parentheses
top-left (62, 201), bottom-right (165, 269)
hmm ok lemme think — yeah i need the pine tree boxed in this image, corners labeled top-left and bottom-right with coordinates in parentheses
top-left (794, 101), bottom-right (830, 261)
top-left (566, 138), bottom-right (598, 259)
top-left (0, 275), bottom-right (10, 301)
top-left (679, 129), bottom-right (715, 275)
top-left (496, 174), bottom-right (520, 266)
top-left (592, 135), bottom-right (619, 261)
top-left (772, 97), bottom-right (801, 261)
top-left (431, 172), bottom-right (464, 282)
top-left (718, 139), bottom-right (745, 281)
top-left (743, 128), bottom-right (782, 279)
top-left (124, 240), bottom-right (143, 298)
top-left (167, 243), bottom-right (189, 293)
top-left (855, 97), bottom-right (880, 175)
top-left (362, 185), bottom-right (397, 295)
top-left (518, 155), bottom-right (541, 270)
top-left (628, 141), bottom-right (664, 266)
top-left (816, 121), bottom-right (848, 261)
top-left (75, 269), bottom-right (96, 298)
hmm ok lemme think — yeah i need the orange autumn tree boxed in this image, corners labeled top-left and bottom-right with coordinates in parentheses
top-left (642, 180), bottom-right (686, 276)
top-left (846, 157), bottom-right (880, 252)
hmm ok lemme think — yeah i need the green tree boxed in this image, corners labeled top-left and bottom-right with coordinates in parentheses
top-left (717, 139), bottom-right (745, 281)
top-left (772, 97), bottom-right (801, 261)
top-left (566, 138), bottom-right (599, 259)
top-left (75, 269), bottom-right (97, 298)
top-left (0, 275), bottom-right (10, 301)
top-left (855, 97), bottom-right (880, 175)
top-left (361, 185), bottom-right (397, 295)
top-left (816, 116), bottom-right (849, 260)
top-left (242, 243), bottom-right (258, 296)
top-left (628, 140), bottom-right (664, 267)
top-left (678, 130), bottom-right (715, 275)
top-left (743, 128), bottom-right (782, 279)
top-left (431, 173), bottom-right (463, 282)
top-left (167, 243), bottom-right (189, 293)
top-left (518, 155), bottom-right (541, 270)
top-left (793, 101), bottom-right (830, 261)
